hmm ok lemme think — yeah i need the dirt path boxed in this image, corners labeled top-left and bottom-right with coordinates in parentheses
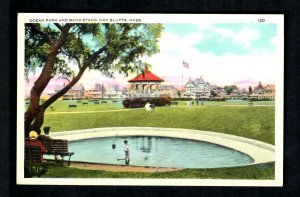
top-left (45, 108), bottom-right (138, 115)
top-left (69, 161), bottom-right (183, 172)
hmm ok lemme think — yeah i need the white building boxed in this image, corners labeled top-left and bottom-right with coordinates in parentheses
top-left (105, 86), bottom-right (124, 98)
top-left (160, 85), bottom-right (179, 98)
top-left (86, 83), bottom-right (105, 99)
top-left (49, 83), bottom-right (85, 100)
top-left (182, 76), bottom-right (211, 99)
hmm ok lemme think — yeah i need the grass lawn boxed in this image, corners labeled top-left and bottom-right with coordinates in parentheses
top-left (26, 99), bottom-right (275, 112)
top-left (43, 105), bottom-right (275, 144)
top-left (44, 99), bottom-right (124, 112)
top-left (39, 162), bottom-right (275, 179)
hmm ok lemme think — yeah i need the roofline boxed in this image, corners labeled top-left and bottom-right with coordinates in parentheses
top-left (128, 79), bottom-right (164, 82)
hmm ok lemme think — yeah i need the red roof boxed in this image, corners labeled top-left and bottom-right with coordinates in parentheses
top-left (128, 71), bottom-right (164, 82)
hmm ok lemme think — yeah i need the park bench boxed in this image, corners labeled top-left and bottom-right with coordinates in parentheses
top-left (24, 145), bottom-right (43, 174)
top-left (68, 104), bottom-right (77, 109)
top-left (171, 101), bottom-right (178, 106)
top-left (94, 100), bottom-right (99, 104)
top-left (101, 101), bottom-right (107, 104)
top-left (112, 100), bottom-right (118, 103)
top-left (42, 139), bottom-right (74, 166)
top-left (82, 102), bottom-right (88, 105)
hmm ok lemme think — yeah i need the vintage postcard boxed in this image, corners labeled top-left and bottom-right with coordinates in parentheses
top-left (17, 13), bottom-right (284, 186)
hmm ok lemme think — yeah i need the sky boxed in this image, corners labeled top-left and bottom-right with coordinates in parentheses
top-left (25, 22), bottom-right (278, 96)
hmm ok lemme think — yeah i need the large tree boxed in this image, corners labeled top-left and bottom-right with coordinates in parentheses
top-left (25, 23), bottom-right (163, 137)
top-left (224, 85), bottom-right (238, 95)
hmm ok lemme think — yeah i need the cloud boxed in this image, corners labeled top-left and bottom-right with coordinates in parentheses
top-left (211, 27), bottom-right (235, 37)
top-left (145, 23), bottom-right (276, 89)
top-left (232, 27), bottom-right (261, 49)
top-left (147, 34), bottom-right (277, 88)
top-left (269, 36), bottom-right (277, 46)
top-left (159, 31), bottom-right (203, 56)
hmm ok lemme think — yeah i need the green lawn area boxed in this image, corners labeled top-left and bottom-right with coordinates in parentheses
top-left (26, 99), bottom-right (275, 112)
top-left (43, 104), bottom-right (275, 144)
top-left (39, 162), bottom-right (275, 179)
top-left (44, 99), bottom-right (124, 112)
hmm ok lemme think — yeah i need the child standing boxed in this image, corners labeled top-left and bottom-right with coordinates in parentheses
top-left (124, 140), bottom-right (130, 165)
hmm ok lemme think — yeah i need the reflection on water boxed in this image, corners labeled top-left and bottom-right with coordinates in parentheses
top-left (138, 137), bottom-right (153, 153)
top-left (68, 136), bottom-right (254, 169)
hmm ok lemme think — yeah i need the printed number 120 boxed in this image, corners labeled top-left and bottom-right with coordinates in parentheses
top-left (257, 19), bottom-right (265, 22)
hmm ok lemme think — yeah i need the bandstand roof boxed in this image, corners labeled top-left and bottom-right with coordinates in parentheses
top-left (128, 71), bottom-right (164, 82)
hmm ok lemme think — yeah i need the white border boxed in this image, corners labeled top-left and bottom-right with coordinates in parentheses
top-left (17, 13), bottom-right (284, 186)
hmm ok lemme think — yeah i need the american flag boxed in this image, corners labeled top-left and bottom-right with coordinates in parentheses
top-left (183, 61), bottom-right (189, 69)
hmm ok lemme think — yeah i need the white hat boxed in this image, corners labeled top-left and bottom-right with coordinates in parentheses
top-left (29, 131), bottom-right (38, 140)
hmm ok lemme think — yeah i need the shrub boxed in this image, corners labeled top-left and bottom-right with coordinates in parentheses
top-left (123, 97), bottom-right (171, 108)
top-left (122, 99), bottom-right (130, 108)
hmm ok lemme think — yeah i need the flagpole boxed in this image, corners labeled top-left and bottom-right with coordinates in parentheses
top-left (181, 61), bottom-right (189, 98)
top-left (181, 73), bottom-right (183, 98)
top-left (181, 61), bottom-right (184, 98)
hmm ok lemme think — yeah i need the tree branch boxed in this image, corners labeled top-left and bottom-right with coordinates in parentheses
top-left (52, 23), bottom-right (74, 51)
top-left (54, 23), bottom-right (63, 31)
top-left (43, 67), bottom-right (86, 109)
top-left (42, 46), bottom-right (107, 109)
top-left (75, 56), bottom-right (81, 69)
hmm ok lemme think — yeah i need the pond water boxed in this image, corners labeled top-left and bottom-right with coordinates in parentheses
top-left (69, 136), bottom-right (254, 169)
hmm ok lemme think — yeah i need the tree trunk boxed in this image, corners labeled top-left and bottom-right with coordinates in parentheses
top-left (24, 46), bottom-right (106, 138)
top-left (24, 24), bottom-right (73, 138)
top-left (25, 105), bottom-right (45, 137)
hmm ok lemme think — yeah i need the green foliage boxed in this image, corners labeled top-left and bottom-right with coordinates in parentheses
top-left (224, 85), bottom-right (238, 94)
top-left (249, 86), bottom-right (253, 94)
top-left (122, 97), bottom-right (171, 108)
top-left (258, 81), bottom-right (263, 89)
top-left (25, 23), bottom-right (163, 79)
top-left (210, 90), bottom-right (217, 97)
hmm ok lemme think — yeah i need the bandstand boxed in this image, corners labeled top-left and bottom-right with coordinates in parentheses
top-left (128, 67), bottom-right (164, 98)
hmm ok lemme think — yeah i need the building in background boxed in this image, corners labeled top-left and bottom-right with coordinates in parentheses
top-left (250, 82), bottom-right (275, 100)
top-left (128, 66), bottom-right (165, 98)
top-left (182, 76), bottom-right (211, 99)
top-left (160, 85), bottom-right (179, 98)
top-left (85, 83), bottom-right (105, 99)
top-left (105, 86), bottom-right (124, 98)
top-left (49, 83), bottom-right (85, 100)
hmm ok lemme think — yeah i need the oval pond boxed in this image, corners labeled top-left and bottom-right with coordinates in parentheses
top-left (68, 136), bottom-right (254, 169)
